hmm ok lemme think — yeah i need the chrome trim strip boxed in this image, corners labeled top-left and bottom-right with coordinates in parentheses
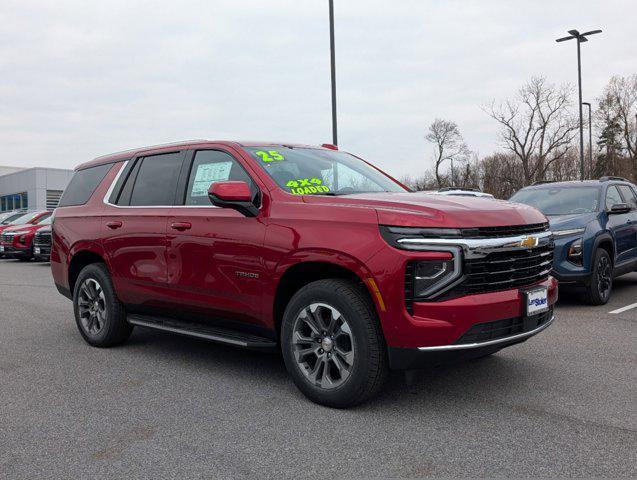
top-left (128, 317), bottom-right (249, 347)
top-left (416, 314), bottom-right (554, 351)
top-left (397, 230), bottom-right (553, 250)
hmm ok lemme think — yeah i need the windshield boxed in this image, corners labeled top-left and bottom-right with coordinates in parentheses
top-left (510, 187), bottom-right (600, 215)
top-left (11, 211), bottom-right (48, 225)
top-left (0, 212), bottom-right (26, 225)
top-left (245, 147), bottom-right (407, 196)
top-left (36, 215), bottom-right (52, 225)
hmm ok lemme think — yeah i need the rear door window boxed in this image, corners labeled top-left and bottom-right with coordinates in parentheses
top-left (127, 152), bottom-right (185, 206)
top-left (184, 150), bottom-right (256, 206)
top-left (58, 164), bottom-right (112, 207)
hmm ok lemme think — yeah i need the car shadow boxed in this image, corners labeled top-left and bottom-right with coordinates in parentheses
top-left (122, 325), bottom-right (538, 410)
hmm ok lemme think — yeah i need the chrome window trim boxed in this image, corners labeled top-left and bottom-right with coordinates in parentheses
top-left (417, 314), bottom-right (554, 351)
top-left (102, 160), bottom-right (222, 209)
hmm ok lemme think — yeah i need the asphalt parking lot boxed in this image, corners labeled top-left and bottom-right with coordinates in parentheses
top-left (0, 259), bottom-right (635, 478)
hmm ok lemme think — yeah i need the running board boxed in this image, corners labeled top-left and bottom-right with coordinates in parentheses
top-left (127, 314), bottom-right (277, 351)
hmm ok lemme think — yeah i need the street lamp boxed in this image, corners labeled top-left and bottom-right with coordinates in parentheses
top-left (556, 28), bottom-right (602, 181)
top-left (328, 0), bottom-right (338, 146)
top-left (582, 102), bottom-right (593, 177)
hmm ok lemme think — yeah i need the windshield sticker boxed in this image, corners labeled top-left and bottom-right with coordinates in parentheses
top-left (191, 161), bottom-right (232, 197)
top-left (255, 150), bottom-right (285, 163)
top-left (286, 178), bottom-right (330, 195)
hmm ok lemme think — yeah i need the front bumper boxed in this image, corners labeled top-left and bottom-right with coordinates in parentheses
top-left (0, 244), bottom-right (30, 256)
top-left (33, 245), bottom-right (51, 260)
top-left (388, 311), bottom-right (554, 369)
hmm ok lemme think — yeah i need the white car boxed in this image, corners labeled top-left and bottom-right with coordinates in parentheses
top-left (416, 188), bottom-right (495, 198)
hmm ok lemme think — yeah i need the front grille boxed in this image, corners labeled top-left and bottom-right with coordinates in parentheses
top-left (460, 244), bottom-right (553, 296)
top-left (34, 231), bottom-right (51, 247)
top-left (454, 308), bottom-right (553, 345)
top-left (459, 222), bottom-right (549, 238)
top-left (1, 233), bottom-right (14, 243)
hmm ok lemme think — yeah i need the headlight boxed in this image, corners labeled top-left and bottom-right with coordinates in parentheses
top-left (567, 238), bottom-right (583, 265)
top-left (19, 235), bottom-right (26, 243)
top-left (409, 251), bottom-right (462, 300)
top-left (553, 228), bottom-right (585, 237)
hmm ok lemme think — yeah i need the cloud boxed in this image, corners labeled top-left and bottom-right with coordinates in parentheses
top-left (0, 0), bottom-right (635, 178)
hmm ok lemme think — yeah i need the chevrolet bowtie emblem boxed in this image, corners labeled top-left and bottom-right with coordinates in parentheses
top-left (519, 236), bottom-right (538, 248)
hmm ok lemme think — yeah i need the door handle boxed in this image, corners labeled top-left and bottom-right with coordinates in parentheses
top-left (171, 222), bottom-right (192, 231)
top-left (106, 221), bottom-right (122, 230)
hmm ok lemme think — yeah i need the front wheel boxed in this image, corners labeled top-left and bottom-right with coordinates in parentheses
top-left (281, 279), bottom-right (388, 408)
top-left (72, 263), bottom-right (133, 347)
top-left (584, 248), bottom-right (613, 305)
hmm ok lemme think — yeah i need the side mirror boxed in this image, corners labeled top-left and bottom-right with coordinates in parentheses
top-left (208, 181), bottom-right (258, 217)
top-left (608, 203), bottom-right (631, 215)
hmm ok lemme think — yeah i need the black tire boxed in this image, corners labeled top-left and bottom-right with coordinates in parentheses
top-left (72, 263), bottom-right (133, 347)
top-left (584, 248), bottom-right (613, 305)
top-left (281, 279), bottom-right (389, 408)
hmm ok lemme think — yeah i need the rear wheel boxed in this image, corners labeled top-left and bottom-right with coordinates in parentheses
top-left (584, 248), bottom-right (613, 305)
top-left (281, 279), bottom-right (388, 408)
top-left (72, 263), bottom-right (133, 347)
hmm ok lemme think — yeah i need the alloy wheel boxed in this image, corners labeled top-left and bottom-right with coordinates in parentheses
top-left (291, 303), bottom-right (355, 390)
top-left (597, 255), bottom-right (612, 301)
top-left (77, 278), bottom-right (107, 336)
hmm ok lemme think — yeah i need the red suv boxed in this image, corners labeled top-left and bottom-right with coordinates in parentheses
top-left (0, 211), bottom-right (51, 260)
top-left (51, 141), bottom-right (557, 407)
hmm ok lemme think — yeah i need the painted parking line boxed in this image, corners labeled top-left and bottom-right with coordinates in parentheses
top-left (609, 302), bottom-right (637, 314)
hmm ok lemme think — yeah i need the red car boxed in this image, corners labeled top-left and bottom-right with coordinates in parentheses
top-left (0, 211), bottom-right (52, 260)
top-left (51, 141), bottom-right (557, 407)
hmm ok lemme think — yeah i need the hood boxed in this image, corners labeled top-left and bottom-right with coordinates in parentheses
top-left (547, 212), bottom-right (597, 231)
top-left (304, 192), bottom-right (547, 228)
top-left (2, 224), bottom-right (44, 235)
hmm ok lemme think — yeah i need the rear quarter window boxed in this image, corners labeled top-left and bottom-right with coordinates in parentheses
top-left (58, 164), bottom-right (112, 207)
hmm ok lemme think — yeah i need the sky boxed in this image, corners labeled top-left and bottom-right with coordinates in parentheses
top-left (0, 0), bottom-right (635, 179)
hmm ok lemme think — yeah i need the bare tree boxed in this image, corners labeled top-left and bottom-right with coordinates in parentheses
top-left (485, 77), bottom-right (579, 183)
top-left (425, 119), bottom-right (470, 187)
top-left (597, 74), bottom-right (637, 178)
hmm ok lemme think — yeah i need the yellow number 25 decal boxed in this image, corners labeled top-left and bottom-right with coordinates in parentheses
top-left (255, 150), bottom-right (284, 162)
top-left (286, 178), bottom-right (330, 195)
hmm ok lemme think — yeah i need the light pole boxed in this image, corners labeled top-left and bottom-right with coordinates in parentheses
top-left (582, 101), bottom-right (593, 177)
top-left (556, 28), bottom-right (602, 181)
top-left (328, 0), bottom-right (338, 146)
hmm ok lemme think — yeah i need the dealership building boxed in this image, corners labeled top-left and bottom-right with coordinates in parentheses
top-left (0, 166), bottom-right (74, 212)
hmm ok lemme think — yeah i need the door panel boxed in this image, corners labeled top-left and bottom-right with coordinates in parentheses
top-left (100, 151), bottom-right (186, 306)
top-left (605, 185), bottom-right (634, 264)
top-left (617, 185), bottom-right (637, 261)
top-left (102, 209), bottom-right (171, 305)
top-left (165, 148), bottom-right (267, 328)
top-left (166, 207), bottom-right (267, 326)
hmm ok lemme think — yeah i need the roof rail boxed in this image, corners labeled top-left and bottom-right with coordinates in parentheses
top-left (531, 180), bottom-right (555, 185)
top-left (599, 176), bottom-right (629, 182)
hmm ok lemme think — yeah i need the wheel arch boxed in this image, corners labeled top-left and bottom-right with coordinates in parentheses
top-left (68, 248), bottom-right (109, 296)
top-left (593, 233), bottom-right (615, 265)
top-left (271, 258), bottom-right (383, 337)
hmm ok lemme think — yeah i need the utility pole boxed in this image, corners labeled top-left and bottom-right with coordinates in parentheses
top-left (556, 28), bottom-right (602, 181)
top-left (582, 101), bottom-right (593, 177)
top-left (328, 0), bottom-right (338, 146)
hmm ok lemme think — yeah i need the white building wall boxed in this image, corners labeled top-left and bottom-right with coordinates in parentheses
top-left (0, 167), bottom-right (74, 211)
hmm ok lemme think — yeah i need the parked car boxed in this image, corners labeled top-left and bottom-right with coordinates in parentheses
top-left (436, 187), bottom-right (495, 198)
top-left (0, 211), bottom-right (29, 258)
top-left (51, 140), bottom-right (557, 407)
top-left (0, 212), bottom-right (52, 261)
top-left (510, 177), bottom-right (637, 304)
top-left (33, 225), bottom-right (53, 262)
